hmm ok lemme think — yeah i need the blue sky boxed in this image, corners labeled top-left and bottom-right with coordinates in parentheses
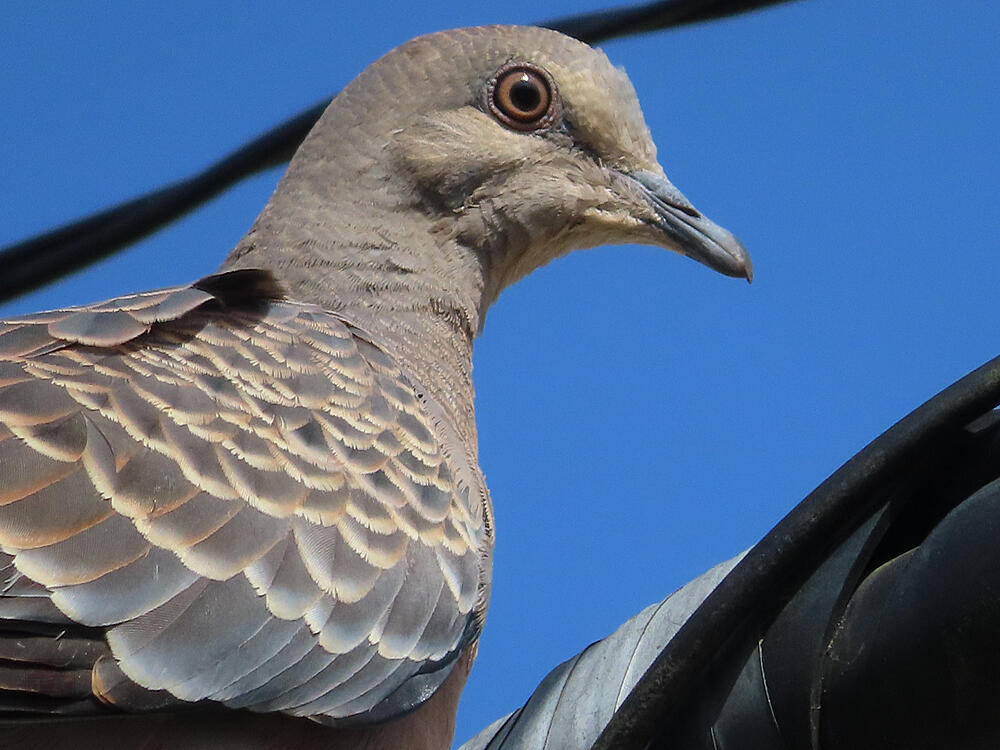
top-left (2, 1), bottom-right (998, 743)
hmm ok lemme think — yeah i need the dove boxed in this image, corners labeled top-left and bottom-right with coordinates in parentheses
top-left (0, 25), bottom-right (749, 750)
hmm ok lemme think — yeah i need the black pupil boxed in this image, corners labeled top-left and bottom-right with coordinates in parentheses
top-left (510, 77), bottom-right (541, 113)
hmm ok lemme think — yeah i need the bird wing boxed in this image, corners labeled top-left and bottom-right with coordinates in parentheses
top-left (0, 269), bottom-right (489, 725)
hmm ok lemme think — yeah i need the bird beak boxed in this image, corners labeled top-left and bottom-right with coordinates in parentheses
top-left (626, 169), bottom-right (753, 282)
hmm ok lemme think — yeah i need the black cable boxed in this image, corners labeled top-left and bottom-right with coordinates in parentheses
top-left (0, 100), bottom-right (329, 305)
top-left (544, 0), bottom-right (799, 43)
top-left (0, 0), bottom-right (801, 304)
top-left (589, 352), bottom-right (1000, 750)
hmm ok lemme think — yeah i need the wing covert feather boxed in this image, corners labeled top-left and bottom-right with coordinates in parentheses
top-left (0, 273), bottom-right (491, 724)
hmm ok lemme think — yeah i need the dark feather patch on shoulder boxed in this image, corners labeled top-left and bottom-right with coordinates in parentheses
top-left (193, 269), bottom-right (287, 307)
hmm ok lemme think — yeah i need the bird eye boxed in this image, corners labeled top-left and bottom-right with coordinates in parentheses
top-left (489, 64), bottom-right (558, 131)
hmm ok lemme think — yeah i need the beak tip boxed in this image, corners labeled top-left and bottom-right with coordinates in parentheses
top-left (626, 169), bottom-right (754, 284)
top-left (723, 240), bottom-right (753, 284)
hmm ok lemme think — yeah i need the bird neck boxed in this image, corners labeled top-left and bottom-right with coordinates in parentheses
top-left (221, 137), bottom-right (487, 448)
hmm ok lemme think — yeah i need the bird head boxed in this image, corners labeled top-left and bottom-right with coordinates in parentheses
top-left (381, 26), bottom-right (752, 299)
top-left (233, 26), bottom-right (750, 328)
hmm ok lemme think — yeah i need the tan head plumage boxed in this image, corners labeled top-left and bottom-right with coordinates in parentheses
top-left (227, 26), bottom-right (749, 328)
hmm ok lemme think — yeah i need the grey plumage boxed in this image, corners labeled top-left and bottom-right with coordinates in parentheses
top-left (0, 25), bottom-right (748, 749)
top-left (459, 554), bottom-right (746, 750)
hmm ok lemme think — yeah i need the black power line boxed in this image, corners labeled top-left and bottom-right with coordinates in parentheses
top-left (0, 0), bottom-right (799, 304)
top-left (590, 352), bottom-right (1000, 750)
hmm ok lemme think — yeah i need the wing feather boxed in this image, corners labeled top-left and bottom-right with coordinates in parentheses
top-left (0, 271), bottom-right (491, 725)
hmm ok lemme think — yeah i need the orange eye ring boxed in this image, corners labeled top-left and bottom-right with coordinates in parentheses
top-left (488, 63), bottom-right (559, 131)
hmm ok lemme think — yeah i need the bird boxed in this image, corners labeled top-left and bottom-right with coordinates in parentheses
top-left (0, 25), bottom-right (750, 750)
